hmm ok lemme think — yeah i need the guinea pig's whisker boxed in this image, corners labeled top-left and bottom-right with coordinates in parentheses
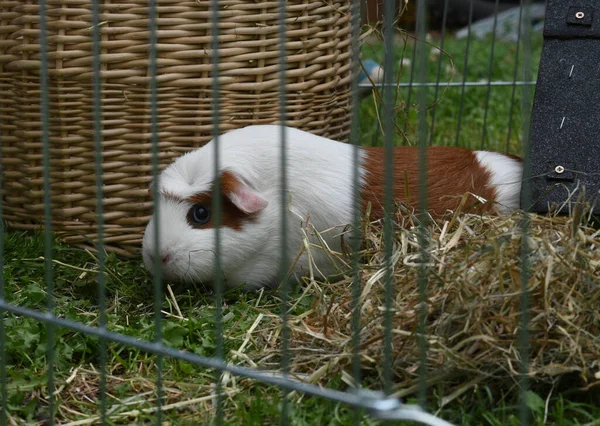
top-left (186, 248), bottom-right (228, 285)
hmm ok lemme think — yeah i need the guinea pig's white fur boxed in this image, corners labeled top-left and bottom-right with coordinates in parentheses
top-left (142, 125), bottom-right (523, 290)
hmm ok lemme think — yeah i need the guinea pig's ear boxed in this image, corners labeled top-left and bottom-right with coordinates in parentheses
top-left (221, 171), bottom-right (268, 214)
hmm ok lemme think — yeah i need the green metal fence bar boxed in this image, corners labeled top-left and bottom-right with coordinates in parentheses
top-left (0, 68), bottom-right (6, 426)
top-left (415, 0), bottom-right (430, 407)
top-left (382, 0), bottom-right (397, 397)
top-left (350, 0), bottom-right (363, 405)
top-left (147, 0), bottom-right (164, 423)
top-left (518, 2), bottom-right (534, 425)
top-left (402, 39), bottom-right (419, 136)
top-left (480, 0), bottom-right (502, 150)
top-left (278, 0), bottom-right (291, 423)
top-left (454, 0), bottom-right (475, 147)
top-left (209, 0), bottom-right (225, 423)
top-left (506, 0), bottom-right (527, 153)
top-left (39, 1), bottom-right (56, 423)
top-left (363, 81), bottom-right (536, 88)
top-left (91, 0), bottom-right (108, 423)
top-left (428, 0), bottom-right (451, 146)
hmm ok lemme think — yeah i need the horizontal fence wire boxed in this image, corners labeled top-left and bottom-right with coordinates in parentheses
top-left (0, 300), bottom-right (454, 426)
top-left (360, 81), bottom-right (537, 88)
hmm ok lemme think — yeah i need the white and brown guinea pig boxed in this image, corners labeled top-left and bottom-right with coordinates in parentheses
top-left (142, 125), bottom-right (522, 290)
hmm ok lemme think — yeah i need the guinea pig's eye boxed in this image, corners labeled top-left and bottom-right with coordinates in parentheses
top-left (189, 204), bottom-right (211, 226)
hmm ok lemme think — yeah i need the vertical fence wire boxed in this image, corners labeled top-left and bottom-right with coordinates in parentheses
top-left (39, 1), bottom-right (56, 423)
top-left (350, 0), bottom-right (363, 398)
top-left (277, 0), bottom-right (291, 424)
top-left (415, 0), bottom-right (429, 407)
top-left (147, 1), bottom-right (164, 423)
top-left (506, 0), bottom-right (526, 153)
top-left (518, 2), bottom-right (534, 425)
top-left (454, 0), bottom-right (475, 147)
top-left (480, 0), bottom-right (501, 150)
top-left (428, 0), bottom-right (451, 146)
top-left (382, 0), bottom-right (396, 396)
top-left (0, 65), bottom-right (6, 426)
top-left (209, 0), bottom-right (225, 423)
top-left (91, 0), bottom-right (108, 422)
top-left (402, 38), bottom-right (419, 136)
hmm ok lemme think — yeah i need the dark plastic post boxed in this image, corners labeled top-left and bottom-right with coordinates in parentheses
top-left (527, 0), bottom-right (600, 212)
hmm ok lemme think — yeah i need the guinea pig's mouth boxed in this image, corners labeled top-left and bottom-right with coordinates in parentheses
top-left (165, 268), bottom-right (218, 293)
top-left (193, 280), bottom-right (214, 293)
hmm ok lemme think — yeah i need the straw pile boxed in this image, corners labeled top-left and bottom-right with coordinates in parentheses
top-left (237, 204), bottom-right (600, 402)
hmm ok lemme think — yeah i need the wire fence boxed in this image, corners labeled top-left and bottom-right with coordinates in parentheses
top-left (0, 0), bottom-right (550, 424)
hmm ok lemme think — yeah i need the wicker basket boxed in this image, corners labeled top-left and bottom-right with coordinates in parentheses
top-left (0, 1), bottom-right (352, 256)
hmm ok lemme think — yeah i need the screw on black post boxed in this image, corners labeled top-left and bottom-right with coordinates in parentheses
top-left (91, 0), bottom-right (108, 423)
top-left (382, 0), bottom-right (397, 398)
top-left (39, 1), bottom-right (56, 423)
top-left (147, 1), bottom-right (164, 424)
top-left (277, 0), bottom-right (291, 424)
top-left (209, 0), bottom-right (224, 423)
top-left (518, 1), bottom-right (534, 425)
top-left (480, 0), bottom-right (502, 150)
top-left (415, 0), bottom-right (430, 407)
top-left (455, 0), bottom-right (476, 147)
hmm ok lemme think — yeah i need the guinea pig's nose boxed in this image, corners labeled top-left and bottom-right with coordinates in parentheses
top-left (148, 251), bottom-right (172, 266)
top-left (161, 252), bottom-right (172, 266)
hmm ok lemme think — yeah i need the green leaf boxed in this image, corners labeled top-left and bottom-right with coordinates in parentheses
top-left (162, 323), bottom-right (188, 347)
top-left (525, 391), bottom-right (545, 415)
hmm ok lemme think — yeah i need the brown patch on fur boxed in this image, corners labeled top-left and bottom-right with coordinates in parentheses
top-left (186, 171), bottom-right (255, 231)
top-left (362, 147), bottom-right (499, 218)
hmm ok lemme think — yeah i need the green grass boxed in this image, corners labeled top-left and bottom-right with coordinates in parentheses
top-left (1, 232), bottom-right (376, 424)
top-left (2, 233), bottom-right (600, 425)
top-left (358, 31), bottom-right (543, 153)
top-left (2, 30), bottom-right (599, 425)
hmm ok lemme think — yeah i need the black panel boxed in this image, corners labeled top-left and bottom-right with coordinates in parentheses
top-left (527, 1), bottom-right (600, 213)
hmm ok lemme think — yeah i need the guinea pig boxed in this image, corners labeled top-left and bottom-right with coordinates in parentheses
top-left (142, 125), bottom-right (522, 290)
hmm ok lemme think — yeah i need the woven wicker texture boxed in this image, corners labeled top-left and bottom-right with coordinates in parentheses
top-left (0, 0), bottom-right (352, 256)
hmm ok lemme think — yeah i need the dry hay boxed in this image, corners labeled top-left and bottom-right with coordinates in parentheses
top-left (237, 202), bottom-right (600, 404)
